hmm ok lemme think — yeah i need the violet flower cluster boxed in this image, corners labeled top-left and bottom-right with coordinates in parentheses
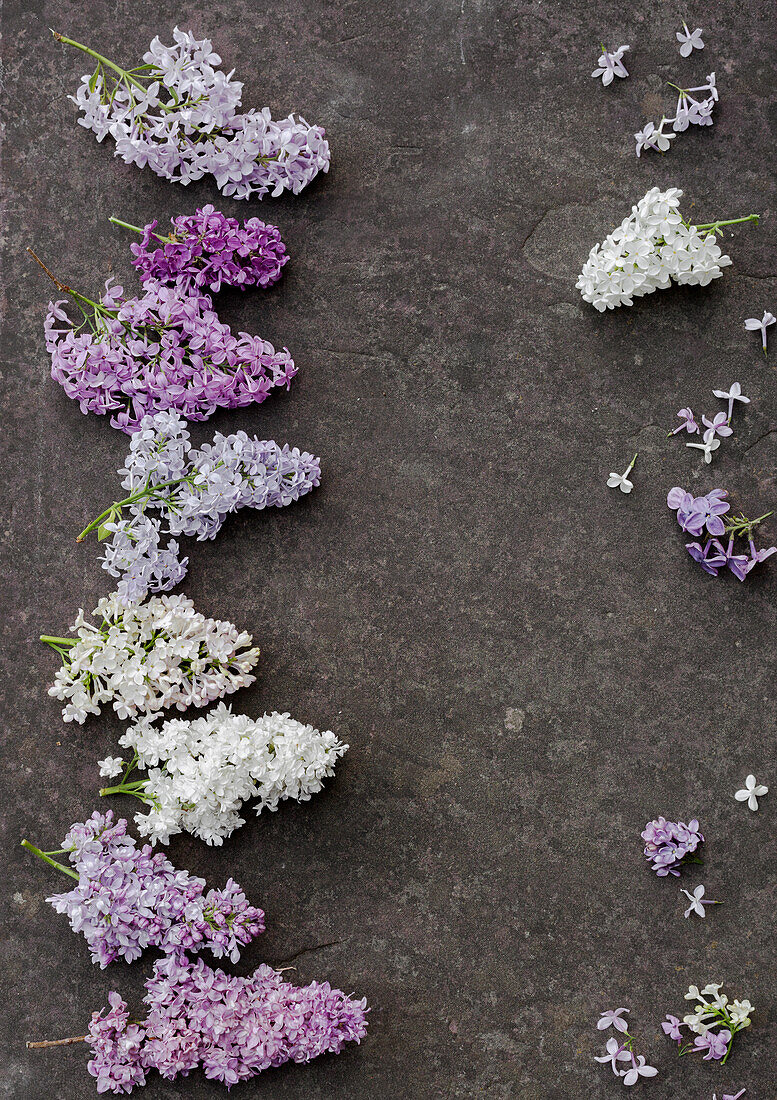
top-left (118, 205), bottom-right (288, 295)
top-left (662, 983), bottom-right (753, 1064)
top-left (667, 488), bottom-right (776, 580)
top-left (77, 411), bottom-right (320, 604)
top-left (642, 816), bottom-right (703, 877)
top-left (58, 28), bottom-right (330, 199)
top-left (22, 811), bottom-right (264, 968)
top-left (87, 952), bottom-right (368, 1093)
top-left (42, 591), bottom-right (260, 724)
top-left (44, 273), bottom-right (296, 433)
top-left (635, 72), bottom-right (719, 157)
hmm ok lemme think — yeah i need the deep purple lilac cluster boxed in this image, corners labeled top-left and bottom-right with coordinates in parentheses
top-left (44, 276), bottom-right (295, 434)
top-left (124, 206), bottom-right (288, 295)
top-left (30, 811), bottom-right (264, 967)
top-left (87, 953), bottom-right (369, 1093)
top-left (667, 487), bottom-right (776, 579)
top-left (642, 816), bottom-right (703, 877)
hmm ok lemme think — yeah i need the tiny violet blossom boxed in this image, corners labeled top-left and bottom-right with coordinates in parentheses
top-left (598, 1008), bottom-right (630, 1033)
top-left (681, 884), bottom-right (720, 918)
top-left (694, 1029), bottom-right (732, 1061)
top-left (686, 430), bottom-right (720, 463)
top-left (97, 758), bottom-right (124, 779)
top-left (669, 408), bottom-right (699, 435)
top-left (594, 1036), bottom-right (633, 1073)
top-left (744, 310), bottom-right (776, 354)
top-left (734, 774), bottom-right (768, 811)
top-left (592, 45), bottom-right (630, 86)
top-left (607, 453), bottom-right (638, 494)
top-left (677, 22), bottom-right (704, 57)
top-left (712, 382), bottom-right (750, 422)
top-left (635, 119), bottom-right (676, 157)
top-left (622, 1053), bottom-right (658, 1085)
top-left (661, 1015), bottom-right (683, 1041)
top-left (713, 1090), bottom-right (746, 1100)
top-left (701, 412), bottom-right (733, 439)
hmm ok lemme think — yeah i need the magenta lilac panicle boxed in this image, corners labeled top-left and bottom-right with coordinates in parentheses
top-left (642, 816), bottom-right (703, 876)
top-left (21, 811), bottom-right (264, 967)
top-left (667, 487), bottom-right (776, 580)
top-left (85, 952), bottom-right (368, 1092)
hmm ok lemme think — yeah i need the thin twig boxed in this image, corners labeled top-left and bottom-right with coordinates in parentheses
top-left (26, 1036), bottom-right (86, 1049)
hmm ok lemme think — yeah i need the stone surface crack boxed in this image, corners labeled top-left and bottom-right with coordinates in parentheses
top-left (743, 428), bottom-right (777, 454)
top-left (271, 940), bottom-right (342, 966)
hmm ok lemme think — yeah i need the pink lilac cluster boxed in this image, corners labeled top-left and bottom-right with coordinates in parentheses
top-left (667, 488), bottom-right (776, 580)
top-left (44, 277), bottom-right (295, 434)
top-left (125, 206), bottom-right (288, 295)
top-left (62, 28), bottom-right (330, 200)
top-left (87, 952), bottom-right (369, 1093)
top-left (43, 811), bottom-right (264, 967)
top-left (87, 411), bottom-right (321, 604)
top-left (642, 816), bottom-right (703, 876)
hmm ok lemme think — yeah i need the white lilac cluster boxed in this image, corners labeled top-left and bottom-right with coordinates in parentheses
top-left (102, 703), bottom-right (348, 845)
top-left (60, 28), bottom-right (330, 199)
top-left (78, 411), bottom-right (321, 604)
top-left (635, 73), bottom-right (718, 157)
top-left (43, 593), bottom-right (260, 724)
top-left (575, 188), bottom-right (759, 312)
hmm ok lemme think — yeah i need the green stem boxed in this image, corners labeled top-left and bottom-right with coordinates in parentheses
top-left (21, 840), bottom-right (78, 880)
top-left (99, 780), bottom-right (149, 797)
top-left (109, 216), bottom-right (169, 244)
top-left (51, 31), bottom-right (149, 92)
top-left (693, 214), bottom-right (760, 232)
top-left (40, 635), bottom-right (76, 647)
top-left (76, 476), bottom-right (195, 542)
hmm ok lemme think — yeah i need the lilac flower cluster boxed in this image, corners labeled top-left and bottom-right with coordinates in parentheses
top-left (635, 72), bottom-right (719, 156)
top-left (642, 816), bottom-right (703, 876)
top-left (669, 382), bottom-right (749, 465)
top-left (662, 983), bottom-right (753, 1064)
top-left (594, 1009), bottom-right (658, 1086)
top-left (120, 205), bottom-right (288, 295)
top-left (58, 28), bottom-right (330, 199)
top-left (87, 952), bottom-right (369, 1093)
top-left (44, 274), bottom-right (295, 433)
top-left (77, 411), bottom-right (320, 604)
top-left (667, 488), bottom-right (776, 580)
top-left (23, 811), bottom-right (264, 968)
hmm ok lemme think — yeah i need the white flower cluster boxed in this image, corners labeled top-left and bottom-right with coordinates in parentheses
top-left (113, 703), bottom-right (348, 845)
top-left (576, 188), bottom-right (732, 311)
top-left (683, 983), bottom-right (753, 1036)
top-left (46, 593), bottom-right (260, 723)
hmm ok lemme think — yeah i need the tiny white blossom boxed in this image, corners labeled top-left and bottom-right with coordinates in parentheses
top-left (97, 756), bottom-right (124, 778)
top-left (621, 1054), bottom-right (658, 1085)
top-left (735, 774), bottom-right (768, 811)
top-left (607, 453), bottom-right (637, 494)
top-left (592, 45), bottom-right (630, 86)
top-left (686, 431), bottom-right (720, 463)
top-left (744, 310), bottom-right (776, 354)
top-left (681, 884), bottom-right (719, 918)
top-left (676, 22), bottom-right (704, 56)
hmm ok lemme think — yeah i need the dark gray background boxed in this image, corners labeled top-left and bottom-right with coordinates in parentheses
top-left (1, 1), bottom-right (776, 1096)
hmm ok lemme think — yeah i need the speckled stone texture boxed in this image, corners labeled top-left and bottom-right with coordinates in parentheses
top-left (1, 1), bottom-right (776, 1097)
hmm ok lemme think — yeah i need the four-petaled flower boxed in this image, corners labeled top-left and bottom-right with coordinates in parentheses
top-left (744, 310), bottom-right (776, 354)
top-left (677, 22), bottom-right (705, 56)
top-left (598, 1007), bottom-right (630, 1033)
top-left (594, 1036), bottom-right (632, 1072)
top-left (661, 1014), bottom-right (683, 1041)
top-left (735, 774), bottom-right (768, 811)
top-left (635, 120), bottom-right (675, 157)
top-left (681, 884), bottom-right (720, 918)
top-left (693, 1027), bottom-right (731, 1060)
top-left (621, 1053), bottom-right (659, 1085)
top-left (592, 45), bottom-right (630, 86)
top-left (687, 430), bottom-right (720, 463)
top-left (97, 756), bottom-right (125, 779)
top-left (714, 1091), bottom-right (746, 1100)
top-left (607, 453), bottom-right (638, 494)
top-left (670, 407), bottom-right (699, 435)
top-left (712, 382), bottom-right (750, 422)
top-left (701, 412), bottom-right (733, 439)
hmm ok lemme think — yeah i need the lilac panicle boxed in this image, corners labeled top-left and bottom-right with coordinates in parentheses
top-left (641, 816), bottom-right (703, 876)
top-left (87, 952), bottom-right (369, 1092)
top-left (37, 811), bottom-right (264, 967)
top-left (667, 487), bottom-right (776, 580)
top-left (45, 277), bottom-right (296, 433)
top-left (126, 205), bottom-right (288, 295)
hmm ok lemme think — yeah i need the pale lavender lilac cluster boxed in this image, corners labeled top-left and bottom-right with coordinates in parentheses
top-left (669, 382), bottom-right (749, 465)
top-left (594, 1009), bottom-right (658, 1086)
top-left (78, 411), bottom-right (320, 604)
top-left (635, 73), bottom-right (718, 156)
top-left (87, 953), bottom-right (369, 1093)
top-left (59, 28), bottom-right (330, 199)
top-left (121, 205), bottom-right (288, 295)
top-left (44, 276), bottom-right (295, 434)
top-left (24, 811), bottom-right (264, 968)
top-left (667, 488), bottom-right (776, 580)
top-left (642, 816), bottom-right (703, 876)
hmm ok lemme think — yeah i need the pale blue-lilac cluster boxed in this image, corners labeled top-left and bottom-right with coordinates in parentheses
top-left (594, 1009), bottom-right (658, 1086)
top-left (44, 275), bottom-right (295, 433)
top-left (668, 382), bottom-right (749, 465)
top-left (662, 983), bottom-right (753, 1064)
top-left (667, 488), bottom-right (776, 580)
top-left (79, 412), bottom-right (321, 603)
top-left (642, 816), bottom-right (703, 876)
top-left (60, 28), bottom-right (330, 199)
top-left (635, 73), bottom-right (718, 156)
top-left (24, 811), bottom-right (264, 967)
top-left (86, 953), bottom-right (369, 1093)
top-left (120, 205), bottom-right (288, 294)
